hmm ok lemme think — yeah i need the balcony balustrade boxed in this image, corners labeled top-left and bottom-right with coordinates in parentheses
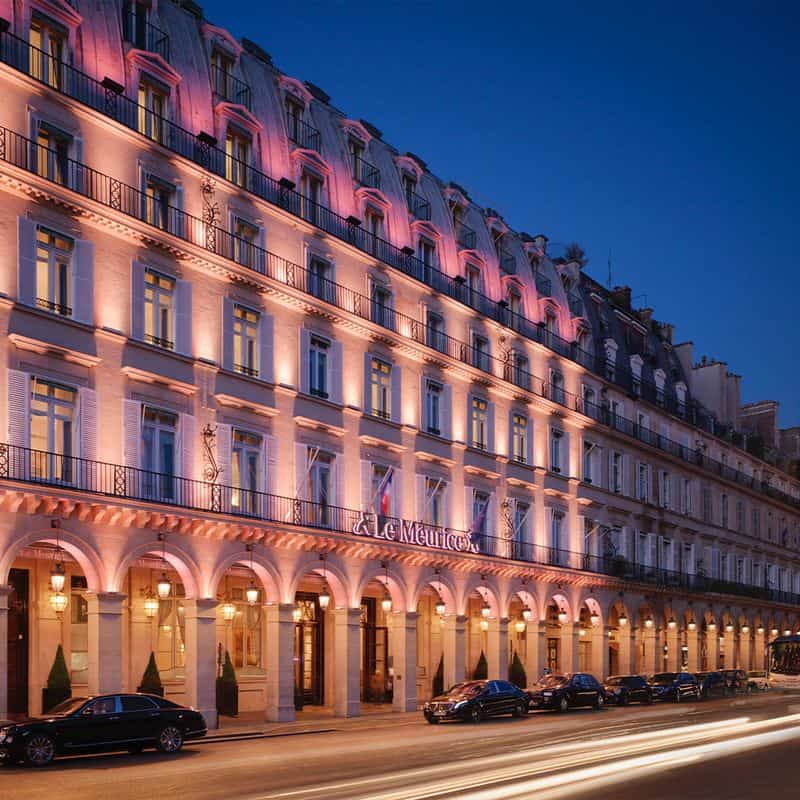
top-left (122, 8), bottom-right (170, 62)
top-left (405, 189), bottom-right (431, 221)
top-left (352, 154), bottom-right (380, 189)
top-left (454, 218), bottom-right (476, 250)
top-left (285, 111), bottom-right (321, 151)
top-left (211, 64), bottom-right (252, 111)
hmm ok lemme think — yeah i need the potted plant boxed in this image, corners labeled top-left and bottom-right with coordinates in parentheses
top-left (432, 654), bottom-right (444, 697)
top-left (137, 652), bottom-right (164, 697)
top-left (509, 650), bottom-right (527, 689)
top-left (473, 650), bottom-right (488, 680)
top-left (42, 644), bottom-right (71, 713)
top-left (216, 649), bottom-right (239, 717)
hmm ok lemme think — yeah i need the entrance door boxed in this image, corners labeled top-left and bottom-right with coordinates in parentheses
top-left (8, 568), bottom-right (28, 717)
top-left (360, 598), bottom-right (389, 703)
top-left (294, 592), bottom-right (323, 705)
top-left (546, 637), bottom-right (560, 673)
top-left (609, 642), bottom-right (619, 675)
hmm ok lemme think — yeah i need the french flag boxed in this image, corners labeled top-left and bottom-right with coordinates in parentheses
top-left (375, 468), bottom-right (393, 516)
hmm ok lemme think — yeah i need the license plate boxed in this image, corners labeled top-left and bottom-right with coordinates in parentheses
top-left (434, 710), bottom-right (447, 716)
top-left (543, 692), bottom-right (552, 697)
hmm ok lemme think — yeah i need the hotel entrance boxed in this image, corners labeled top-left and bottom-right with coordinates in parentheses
top-left (294, 592), bottom-right (324, 707)
top-left (360, 597), bottom-right (389, 703)
top-left (7, 568), bottom-right (28, 717)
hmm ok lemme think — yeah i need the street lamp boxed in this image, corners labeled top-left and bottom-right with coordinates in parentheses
top-left (157, 573), bottom-right (172, 600)
top-left (618, 611), bottom-right (628, 627)
top-left (50, 561), bottom-right (66, 594)
top-left (481, 599), bottom-right (491, 619)
top-left (318, 555), bottom-right (331, 611)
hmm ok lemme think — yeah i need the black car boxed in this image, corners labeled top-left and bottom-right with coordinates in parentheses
top-left (0, 693), bottom-right (207, 767)
top-left (423, 680), bottom-right (529, 724)
top-left (696, 671), bottom-right (731, 699)
top-left (603, 675), bottom-right (653, 705)
top-left (528, 673), bottom-right (605, 712)
top-left (721, 669), bottom-right (750, 694)
top-left (647, 672), bottom-right (701, 702)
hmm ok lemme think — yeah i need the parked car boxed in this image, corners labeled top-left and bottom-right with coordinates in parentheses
top-left (603, 675), bottom-right (653, 705)
top-left (0, 694), bottom-right (206, 767)
top-left (423, 680), bottom-right (529, 724)
top-left (696, 671), bottom-right (731, 699)
top-left (647, 672), bottom-right (701, 702)
top-left (747, 670), bottom-right (770, 691)
top-left (721, 669), bottom-right (750, 694)
top-left (528, 673), bottom-right (605, 712)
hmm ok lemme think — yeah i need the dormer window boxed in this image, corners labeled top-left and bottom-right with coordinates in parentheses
top-left (30, 16), bottom-right (67, 89)
top-left (123, 2), bottom-right (170, 61)
top-left (403, 173), bottom-right (430, 220)
top-left (138, 78), bottom-right (168, 143)
top-left (507, 286), bottom-right (522, 318)
top-left (300, 171), bottom-right (323, 225)
top-left (364, 207), bottom-right (384, 240)
top-left (350, 137), bottom-right (379, 187)
top-left (286, 95), bottom-right (320, 150)
top-left (418, 238), bottom-right (436, 272)
top-left (211, 49), bottom-right (251, 109)
top-left (225, 126), bottom-right (251, 188)
top-left (466, 264), bottom-right (482, 305)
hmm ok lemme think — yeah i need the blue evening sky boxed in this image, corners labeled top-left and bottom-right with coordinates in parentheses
top-left (201, 0), bottom-right (800, 426)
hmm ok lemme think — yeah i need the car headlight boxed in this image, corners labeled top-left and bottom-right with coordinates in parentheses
top-left (453, 701), bottom-right (467, 710)
top-left (0, 729), bottom-right (6, 743)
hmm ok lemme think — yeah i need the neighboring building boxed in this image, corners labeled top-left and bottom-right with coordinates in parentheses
top-left (0, 1), bottom-right (799, 727)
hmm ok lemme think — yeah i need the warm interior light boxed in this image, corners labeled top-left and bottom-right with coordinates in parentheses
top-left (479, 619), bottom-right (489, 632)
top-left (784, 630), bottom-right (791, 637)
top-left (741, 625), bottom-right (750, 634)
top-left (293, 606), bottom-right (302, 623)
top-left (246, 581), bottom-right (259, 606)
top-left (708, 621), bottom-right (717, 631)
top-left (590, 611), bottom-right (599, 626)
top-left (144, 595), bottom-right (159, 619)
top-left (222, 600), bottom-right (236, 622)
top-left (50, 562), bottom-right (66, 593)
top-left (557, 609), bottom-right (569, 624)
top-left (318, 583), bottom-right (331, 611)
top-left (381, 591), bottom-right (393, 614)
top-left (668, 617), bottom-right (677, 630)
top-left (725, 623), bottom-right (734, 633)
top-left (618, 612), bottom-right (628, 627)
top-left (481, 600), bottom-right (491, 619)
top-left (688, 620), bottom-right (697, 631)
top-left (515, 619), bottom-right (526, 633)
top-left (522, 605), bottom-right (532, 623)
top-left (157, 573), bottom-right (172, 600)
top-left (49, 591), bottom-right (68, 616)
top-left (771, 628), bottom-right (779, 636)
top-left (435, 596), bottom-right (446, 616)
top-left (579, 627), bottom-right (586, 637)
top-left (757, 625), bottom-right (765, 635)
top-left (644, 615), bottom-right (654, 629)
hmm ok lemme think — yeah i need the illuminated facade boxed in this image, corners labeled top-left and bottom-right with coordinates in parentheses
top-left (0, 0), bottom-right (798, 728)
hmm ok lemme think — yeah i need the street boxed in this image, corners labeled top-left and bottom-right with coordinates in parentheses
top-left (4, 693), bottom-right (800, 799)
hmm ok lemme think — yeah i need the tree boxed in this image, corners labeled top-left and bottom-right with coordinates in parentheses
top-left (138, 652), bottom-right (162, 694)
top-left (473, 650), bottom-right (488, 680)
top-left (509, 650), bottom-right (527, 689)
top-left (47, 644), bottom-right (70, 692)
top-left (219, 649), bottom-right (237, 684)
top-left (564, 242), bottom-right (588, 266)
top-left (432, 654), bottom-right (444, 697)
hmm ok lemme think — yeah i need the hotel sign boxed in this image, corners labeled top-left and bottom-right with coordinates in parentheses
top-left (352, 513), bottom-right (480, 554)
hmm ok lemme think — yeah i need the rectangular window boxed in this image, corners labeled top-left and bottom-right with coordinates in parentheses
top-left (550, 370), bottom-right (565, 405)
top-left (466, 264), bottom-right (482, 305)
top-left (29, 17), bottom-right (66, 89)
top-left (233, 217), bottom-right (260, 269)
top-left (308, 449), bottom-right (333, 525)
top-left (141, 406), bottom-right (177, 501)
top-left (29, 378), bottom-right (76, 481)
top-left (369, 463), bottom-right (393, 518)
top-left (512, 414), bottom-right (528, 464)
top-left (308, 335), bottom-right (329, 398)
top-left (583, 439), bottom-right (595, 483)
top-left (225, 127), bottom-right (251, 188)
top-left (660, 471), bottom-right (671, 509)
top-left (611, 451), bottom-right (623, 494)
top-left (472, 489), bottom-right (490, 549)
top-left (211, 49), bottom-right (234, 97)
top-left (231, 429), bottom-right (261, 514)
top-left (425, 311), bottom-right (445, 352)
top-left (550, 511), bottom-right (564, 561)
top-left (702, 487), bottom-right (712, 523)
top-left (36, 122), bottom-right (72, 186)
top-left (550, 428), bottom-right (563, 473)
top-left (470, 396), bottom-right (488, 450)
top-left (138, 80), bottom-right (167, 143)
top-left (424, 379), bottom-right (442, 436)
top-left (143, 269), bottom-right (175, 349)
top-left (371, 283), bottom-right (393, 329)
top-left (513, 501), bottom-right (530, 558)
top-left (370, 357), bottom-right (392, 420)
top-left (233, 305), bottom-right (259, 377)
top-left (143, 175), bottom-right (176, 232)
top-left (35, 226), bottom-right (73, 316)
top-left (721, 494), bottom-right (729, 528)
top-left (308, 256), bottom-right (332, 303)
top-left (418, 238), bottom-right (436, 272)
top-left (364, 208), bottom-right (384, 241)
top-left (752, 508), bottom-right (761, 538)
top-left (472, 334), bottom-right (489, 372)
top-left (681, 478), bottom-right (692, 515)
top-left (637, 462), bottom-right (650, 502)
top-left (300, 171), bottom-right (323, 225)
top-left (512, 352), bottom-right (530, 390)
top-left (424, 477), bottom-right (445, 527)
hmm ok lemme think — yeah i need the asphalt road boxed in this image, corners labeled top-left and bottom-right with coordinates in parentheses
top-left (5, 693), bottom-right (800, 800)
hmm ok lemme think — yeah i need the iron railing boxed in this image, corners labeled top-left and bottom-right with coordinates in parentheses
top-left (405, 189), bottom-right (431, 221)
top-left (352, 155), bottom-right (381, 189)
top-left (211, 65), bottom-right (252, 111)
top-left (454, 218), bottom-right (476, 250)
top-left (285, 111), bottom-right (321, 151)
top-left (568, 292), bottom-right (582, 316)
top-left (0, 440), bottom-right (797, 606)
top-left (535, 274), bottom-right (552, 297)
top-left (122, 8), bottom-right (170, 62)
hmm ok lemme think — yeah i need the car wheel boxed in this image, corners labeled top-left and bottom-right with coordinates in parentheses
top-left (512, 701), bottom-right (527, 718)
top-left (156, 725), bottom-right (184, 754)
top-left (426, 716), bottom-right (440, 725)
top-left (558, 696), bottom-right (569, 713)
top-left (24, 734), bottom-right (56, 767)
top-left (469, 706), bottom-right (483, 724)
top-left (594, 694), bottom-right (604, 710)
top-left (128, 744), bottom-right (145, 754)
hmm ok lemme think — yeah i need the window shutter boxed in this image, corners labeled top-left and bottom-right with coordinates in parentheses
top-left (131, 261), bottom-right (145, 341)
top-left (175, 184), bottom-right (185, 237)
top-left (298, 328), bottom-right (310, 394)
top-left (330, 340), bottom-right (343, 405)
top-left (179, 413), bottom-right (195, 479)
top-left (175, 279), bottom-right (192, 356)
top-left (622, 454), bottom-right (631, 497)
top-left (264, 434), bottom-right (277, 495)
top-left (334, 452), bottom-right (344, 509)
top-left (259, 313), bottom-right (274, 383)
top-left (17, 217), bottom-right (37, 307)
top-left (415, 474), bottom-right (425, 522)
top-left (294, 442), bottom-right (307, 499)
top-left (464, 487), bottom-right (474, 530)
top-left (392, 466), bottom-right (403, 519)
top-left (216, 422), bottom-right (232, 487)
top-left (487, 401), bottom-right (495, 453)
top-left (78, 387), bottom-right (98, 461)
top-left (647, 533), bottom-right (657, 568)
top-left (73, 239), bottom-right (94, 324)
top-left (221, 297), bottom-right (234, 371)
top-left (122, 399), bottom-right (141, 468)
top-left (360, 460), bottom-right (371, 511)
top-left (487, 493), bottom-right (497, 538)
top-left (419, 375), bottom-right (427, 431)
top-left (390, 363), bottom-right (402, 424)
top-left (442, 383), bottom-right (453, 440)
top-left (442, 482), bottom-right (450, 529)
top-left (562, 430), bottom-right (570, 477)
top-left (7, 369), bottom-right (30, 449)
top-left (363, 352), bottom-right (372, 415)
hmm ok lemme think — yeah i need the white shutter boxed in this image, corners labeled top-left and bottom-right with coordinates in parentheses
top-left (294, 442), bottom-right (307, 499)
top-left (216, 422), bottom-right (232, 486)
top-left (122, 399), bottom-right (141, 468)
top-left (415, 474), bottom-right (425, 522)
top-left (390, 363), bottom-right (402, 424)
top-left (259, 313), bottom-right (274, 383)
top-left (7, 369), bottom-right (30, 449)
top-left (131, 261), bottom-right (145, 341)
top-left (78, 388), bottom-right (98, 461)
top-left (17, 217), bottom-right (37, 307)
top-left (363, 353), bottom-right (373, 414)
top-left (646, 533), bottom-right (657, 568)
top-left (622, 454), bottom-right (631, 497)
top-left (487, 493), bottom-right (497, 538)
top-left (442, 383), bottom-right (453, 440)
top-left (264, 434), bottom-right (277, 495)
top-left (221, 297), bottom-right (234, 371)
top-left (175, 184), bottom-right (185, 237)
top-left (330, 340), bottom-right (343, 405)
top-left (487, 401), bottom-right (495, 453)
top-left (562, 430), bottom-right (570, 477)
top-left (73, 239), bottom-right (94, 324)
top-left (179, 413), bottom-right (195, 479)
top-left (258, 434), bottom-right (268, 495)
top-left (360, 460), bottom-right (372, 511)
top-left (175, 279), bottom-right (192, 356)
top-left (298, 328), bottom-right (310, 394)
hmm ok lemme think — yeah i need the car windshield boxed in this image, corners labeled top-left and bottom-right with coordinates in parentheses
top-left (537, 675), bottom-right (568, 688)
top-left (450, 682), bottom-right (485, 696)
top-left (650, 673), bottom-right (677, 684)
top-left (46, 697), bottom-right (89, 716)
top-left (749, 671), bottom-right (765, 677)
top-left (605, 677), bottom-right (622, 686)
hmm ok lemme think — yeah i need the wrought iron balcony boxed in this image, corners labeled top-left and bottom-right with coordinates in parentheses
top-left (211, 65), bottom-right (252, 111)
top-left (405, 189), bottom-right (431, 221)
top-left (122, 8), bottom-right (170, 62)
top-left (454, 218), bottom-right (476, 250)
top-left (285, 111), bottom-right (321, 152)
top-left (352, 155), bottom-right (380, 189)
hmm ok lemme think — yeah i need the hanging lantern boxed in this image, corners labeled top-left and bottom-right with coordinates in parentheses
top-left (481, 599), bottom-right (491, 619)
top-left (579, 627), bottom-right (587, 637)
top-left (246, 580), bottom-right (259, 606)
top-left (293, 605), bottom-right (302, 623)
top-left (741, 624), bottom-right (750, 634)
top-left (725, 622), bottom-right (734, 633)
top-left (144, 594), bottom-right (159, 619)
top-left (589, 610), bottom-right (599, 627)
top-left (515, 618), bottom-right (526, 633)
top-left (157, 573), bottom-right (172, 600)
top-left (785, 629), bottom-right (792, 637)
top-left (222, 599), bottom-right (236, 622)
top-left (49, 591), bottom-right (68, 616)
top-left (668, 617), bottom-right (677, 630)
top-left (50, 561), bottom-right (66, 594)
top-left (757, 625), bottom-right (764, 635)
top-left (381, 590), bottom-right (393, 614)
top-left (522, 605), bottom-right (532, 623)
top-left (318, 582), bottom-right (331, 611)
top-left (435, 595), bottom-right (446, 617)
top-left (644, 615), bottom-right (654, 629)
top-left (557, 608), bottom-right (568, 625)
top-left (708, 620), bottom-right (716, 632)
top-left (479, 619), bottom-right (489, 632)
top-left (688, 619), bottom-right (697, 632)
top-left (618, 611), bottom-right (628, 627)
top-left (771, 627), bottom-right (779, 637)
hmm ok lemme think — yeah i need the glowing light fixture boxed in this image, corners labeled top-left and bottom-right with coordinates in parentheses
top-left (481, 599), bottom-right (491, 619)
top-left (725, 622), bottom-right (734, 633)
top-left (156, 535), bottom-right (171, 599)
top-left (50, 560), bottom-right (66, 594)
top-left (222, 599), bottom-right (236, 622)
top-left (557, 608), bottom-right (569, 625)
top-left (479, 619), bottom-right (489, 632)
top-left (771, 627), bottom-right (779, 637)
top-left (381, 562), bottom-right (392, 613)
top-left (515, 618), bottom-right (526, 633)
top-left (688, 619), bottom-right (697, 632)
top-left (318, 583), bottom-right (331, 611)
top-left (590, 610), bottom-right (599, 627)
top-left (49, 591), bottom-right (68, 616)
top-left (667, 616), bottom-right (676, 630)
top-left (618, 611), bottom-right (628, 627)
top-left (644, 614), bottom-right (654, 629)
top-left (579, 627), bottom-right (586, 637)
top-left (741, 624), bottom-right (750, 634)
top-left (144, 594), bottom-right (159, 619)
top-left (522, 604), bottom-right (532, 623)
top-left (784, 629), bottom-right (792, 637)
top-left (434, 570), bottom-right (446, 616)
top-left (246, 545), bottom-right (259, 605)
top-left (293, 606), bottom-right (302, 623)
top-left (708, 620), bottom-right (717, 632)
top-left (757, 625), bottom-right (765, 635)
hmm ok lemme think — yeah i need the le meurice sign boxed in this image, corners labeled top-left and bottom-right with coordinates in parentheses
top-left (352, 513), bottom-right (480, 554)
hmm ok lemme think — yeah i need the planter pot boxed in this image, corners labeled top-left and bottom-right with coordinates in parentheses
top-left (294, 688), bottom-right (304, 711)
top-left (42, 686), bottom-right (71, 713)
top-left (137, 685), bottom-right (165, 697)
top-left (216, 680), bottom-right (238, 717)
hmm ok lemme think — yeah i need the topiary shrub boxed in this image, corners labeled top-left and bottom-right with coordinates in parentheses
top-left (42, 644), bottom-right (71, 712)
top-left (509, 650), bottom-right (527, 689)
top-left (473, 650), bottom-right (488, 680)
top-left (137, 652), bottom-right (164, 696)
top-left (216, 649), bottom-right (239, 717)
top-left (432, 653), bottom-right (444, 697)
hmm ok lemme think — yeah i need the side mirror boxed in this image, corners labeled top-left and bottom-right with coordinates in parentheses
top-left (81, 706), bottom-right (94, 717)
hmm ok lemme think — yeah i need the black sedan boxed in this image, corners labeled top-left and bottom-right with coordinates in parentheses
top-left (721, 669), bottom-right (750, 694)
top-left (647, 672), bottom-right (701, 702)
top-left (0, 693), bottom-right (207, 767)
top-left (528, 673), bottom-right (605, 712)
top-left (697, 671), bottom-right (731, 699)
top-left (423, 680), bottom-right (529, 724)
top-left (603, 674), bottom-right (653, 705)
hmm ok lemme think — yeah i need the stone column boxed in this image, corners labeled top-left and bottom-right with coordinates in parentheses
top-left (486, 617), bottom-right (509, 680)
top-left (593, 625), bottom-right (610, 679)
top-left (562, 623), bottom-right (580, 673)
top-left (442, 614), bottom-right (467, 689)
top-left (625, 628), bottom-right (637, 674)
top-left (705, 629), bottom-right (719, 671)
top-left (525, 621), bottom-right (546, 685)
top-left (686, 627), bottom-right (699, 671)
top-left (0, 586), bottom-right (11, 719)
top-left (184, 598), bottom-right (219, 729)
top-left (86, 592), bottom-right (126, 696)
top-left (640, 625), bottom-right (657, 674)
top-left (334, 607), bottom-right (361, 717)
top-left (738, 631), bottom-right (751, 671)
top-left (665, 627), bottom-right (680, 672)
top-left (390, 611), bottom-right (419, 712)
top-left (265, 603), bottom-right (296, 722)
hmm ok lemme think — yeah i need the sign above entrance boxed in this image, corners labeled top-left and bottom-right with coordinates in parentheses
top-left (352, 513), bottom-right (480, 555)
